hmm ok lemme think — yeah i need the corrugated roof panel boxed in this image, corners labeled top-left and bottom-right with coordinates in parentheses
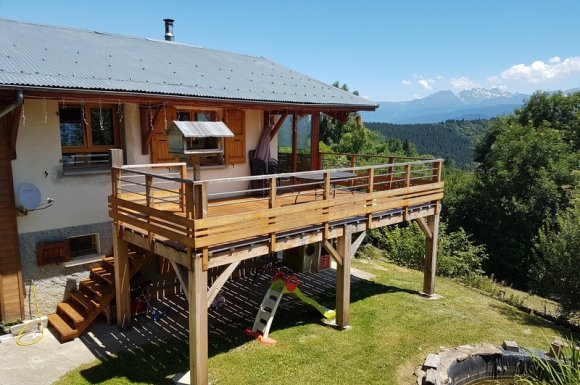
top-left (0, 18), bottom-right (377, 109)
top-left (170, 121), bottom-right (234, 137)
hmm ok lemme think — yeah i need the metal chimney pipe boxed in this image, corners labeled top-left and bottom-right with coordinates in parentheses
top-left (163, 19), bottom-right (174, 41)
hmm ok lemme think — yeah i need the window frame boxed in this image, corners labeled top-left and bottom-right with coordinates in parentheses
top-left (59, 103), bottom-right (121, 154)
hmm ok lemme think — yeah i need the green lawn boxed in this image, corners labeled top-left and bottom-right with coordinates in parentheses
top-left (55, 259), bottom-right (575, 385)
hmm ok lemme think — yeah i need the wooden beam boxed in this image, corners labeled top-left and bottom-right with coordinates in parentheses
top-left (207, 261), bottom-right (240, 308)
top-left (113, 224), bottom-right (131, 329)
top-left (270, 113), bottom-right (288, 139)
top-left (291, 113), bottom-right (298, 172)
top-left (323, 240), bottom-right (343, 267)
top-left (422, 214), bottom-right (440, 296)
top-left (8, 105), bottom-right (21, 160)
top-left (23, 89), bottom-right (377, 112)
top-left (188, 256), bottom-right (208, 385)
top-left (415, 217), bottom-right (432, 239)
top-left (351, 231), bottom-right (366, 256)
top-left (170, 260), bottom-right (189, 302)
top-left (310, 112), bottom-right (320, 170)
top-left (336, 226), bottom-right (352, 328)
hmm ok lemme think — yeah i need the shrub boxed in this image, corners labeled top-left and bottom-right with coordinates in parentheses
top-left (365, 221), bottom-right (487, 278)
top-left (532, 189), bottom-right (580, 316)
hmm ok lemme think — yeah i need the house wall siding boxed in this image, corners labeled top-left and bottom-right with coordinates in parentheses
top-left (0, 104), bottom-right (24, 321)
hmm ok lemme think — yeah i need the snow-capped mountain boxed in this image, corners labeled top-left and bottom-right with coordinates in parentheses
top-left (362, 88), bottom-right (529, 123)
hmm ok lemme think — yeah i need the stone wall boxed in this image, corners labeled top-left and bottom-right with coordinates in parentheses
top-left (19, 221), bottom-right (112, 319)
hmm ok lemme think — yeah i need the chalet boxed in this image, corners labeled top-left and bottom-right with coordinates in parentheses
top-left (0, 18), bottom-right (443, 385)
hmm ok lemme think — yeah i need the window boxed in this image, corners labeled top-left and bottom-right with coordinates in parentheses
top-left (59, 104), bottom-right (121, 173)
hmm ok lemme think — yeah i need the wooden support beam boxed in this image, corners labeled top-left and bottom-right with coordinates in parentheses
top-left (188, 257), bottom-right (208, 385)
top-left (323, 240), bottom-right (343, 267)
top-left (291, 113), bottom-right (298, 172)
top-left (207, 261), bottom-right (240, 308)
top-left (310, 112), bottom-right (321, 170)
top-left (170, 260), bottom-right (189, 302)
top-left (351, 231), bottom-right (366, 256)
top-left (336, 226), bottom-right (352, 328)
top-left (113, 224), bottom-right (131, 329)
top-left (422, 214), bottom-right (440, 296)
top-left (416, 217), bottom-right (432, 239)
top-left (270, 113), bottom-right (288, 139)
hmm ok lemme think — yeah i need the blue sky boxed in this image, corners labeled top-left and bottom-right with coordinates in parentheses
top-left (1, 0), bottom-right (579, 101)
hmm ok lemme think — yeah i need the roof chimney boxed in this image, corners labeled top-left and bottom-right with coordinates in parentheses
top-left (163, 18), bottom-right (175, 41)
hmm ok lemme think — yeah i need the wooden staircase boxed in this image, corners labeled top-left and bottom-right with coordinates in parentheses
top-left (48, 249), bottom-right (149, 342)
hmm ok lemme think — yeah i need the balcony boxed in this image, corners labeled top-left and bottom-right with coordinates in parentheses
top-left (108, 155), bottom-right (444, 270)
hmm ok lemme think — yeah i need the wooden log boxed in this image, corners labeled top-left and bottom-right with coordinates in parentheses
top-left (336, 226), bottom-right (352, 328)
top-left (422, 214), bottom-right (440, 296)
top-left (188, 257), bottom-right (208, 385)
top-left (113, 224), bottom-right (131, 329)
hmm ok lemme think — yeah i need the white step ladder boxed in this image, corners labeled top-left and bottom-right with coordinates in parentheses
top-left (251, 285), bottom-right (284, 340)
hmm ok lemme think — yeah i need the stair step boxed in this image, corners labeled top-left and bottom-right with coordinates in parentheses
top-left (80, 278), bottom-right (110, 298)
top-left (57, 302), bottom-right (85, 326)
top-left (48, 313), bottom-right (78, 342)
top-left (70, 290), bottom-right (98, 310)
top-left (91, 266), bottom-right (113, 285)
top-left (102, 257), bottom-right (115, 272)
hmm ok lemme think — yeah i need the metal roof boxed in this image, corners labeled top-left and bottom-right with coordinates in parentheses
top-left (169, 121), bottom-right (233, 138)
top-left (0, 18), bottom-right (377, 109)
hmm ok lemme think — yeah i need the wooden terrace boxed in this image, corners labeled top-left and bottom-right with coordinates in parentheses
top-left (108, 150), bottom-right (444, 385)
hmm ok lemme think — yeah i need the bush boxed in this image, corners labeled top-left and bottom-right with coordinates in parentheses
top-left (532, 189), bottom-right (580, 316)
top-left (365, 221), bottom-right (487, 278)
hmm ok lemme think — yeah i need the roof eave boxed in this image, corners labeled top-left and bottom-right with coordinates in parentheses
top-left (0, 85), bottom-right (378, 112)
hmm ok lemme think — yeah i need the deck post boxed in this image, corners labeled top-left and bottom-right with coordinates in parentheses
top-left (113, 226), bottom-right (131, 329)
top-left (188, 256), bottom-right (208, 385)
top-left (310, 112), bottom-right (320, 170)
top-left (422, 214), bottom-right (440, 296)
top-left (336, 226), bottom-right (352, 328)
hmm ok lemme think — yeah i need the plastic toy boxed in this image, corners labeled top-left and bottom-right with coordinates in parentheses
top-left (245, 272), bottom-right (336, 345)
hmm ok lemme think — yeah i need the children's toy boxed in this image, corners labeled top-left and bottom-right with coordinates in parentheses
top-left (245, 272), bottom-right (336, 345)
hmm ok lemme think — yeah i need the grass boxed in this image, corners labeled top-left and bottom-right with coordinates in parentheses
top-left (54, 259), bottom-right (577, 385)
top-left (462, 274), bottom-right (578, 326)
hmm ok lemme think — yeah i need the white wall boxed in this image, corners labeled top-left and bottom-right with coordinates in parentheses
top-left (12, 100), bottom-right (145, 234)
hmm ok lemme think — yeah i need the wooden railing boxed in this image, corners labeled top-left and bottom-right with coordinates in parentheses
top-left (108, 159), bottom-right (444, 269)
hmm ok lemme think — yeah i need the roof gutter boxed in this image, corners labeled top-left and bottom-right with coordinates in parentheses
top-left (0, 90), bottom-right (24, 119)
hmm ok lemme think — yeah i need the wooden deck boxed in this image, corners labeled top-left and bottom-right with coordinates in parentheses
top-left (107, 151), bottom-right (444, 385)
top-left (108, 158), bottom-right (444, 270)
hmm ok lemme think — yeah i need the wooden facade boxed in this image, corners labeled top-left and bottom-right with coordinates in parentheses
top-left (108, 149), bottom-right (443, 384)
top-left (0, 99), bottom-right (25, 322)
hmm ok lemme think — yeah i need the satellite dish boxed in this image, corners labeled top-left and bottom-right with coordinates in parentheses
top-left (17, 183), bottom-right (42, 210)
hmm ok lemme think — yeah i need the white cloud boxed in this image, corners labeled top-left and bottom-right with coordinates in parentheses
top-left (493, 56), bottom-right (580, 84)
top-left (418, 79), bottom-right (433, 91)
top-left (401, 79), bottom-right (412, 86)
top-left (450, 76), bottom-right (479, 90)
top-left (436, 75), bottom-right (445, 80)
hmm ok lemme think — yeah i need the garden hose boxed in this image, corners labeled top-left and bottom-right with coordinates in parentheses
top-left (16, 282), bottom-right (44, 346)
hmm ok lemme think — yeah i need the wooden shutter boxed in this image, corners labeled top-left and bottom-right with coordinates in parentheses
top-left (148, 106), bottom-right (178, 163)
top-left (224, 110), bottom-right (245, 165)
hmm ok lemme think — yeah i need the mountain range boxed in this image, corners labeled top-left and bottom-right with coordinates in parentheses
top-left (362, 88), bottom-right (529, 123)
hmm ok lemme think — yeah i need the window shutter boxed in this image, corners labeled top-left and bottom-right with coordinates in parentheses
top-left (36, 241), bottom-right (69, 266)
top-left (224, 110), bottom-right (245, 164)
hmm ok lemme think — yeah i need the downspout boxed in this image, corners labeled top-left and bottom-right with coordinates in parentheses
top-left (0, 90), bottom-right (24, 119)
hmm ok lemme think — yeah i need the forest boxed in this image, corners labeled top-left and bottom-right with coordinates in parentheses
top-left (365, 119), bottom-right (489, 168)
top-left (321, 89), bottom-right (580, 318)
